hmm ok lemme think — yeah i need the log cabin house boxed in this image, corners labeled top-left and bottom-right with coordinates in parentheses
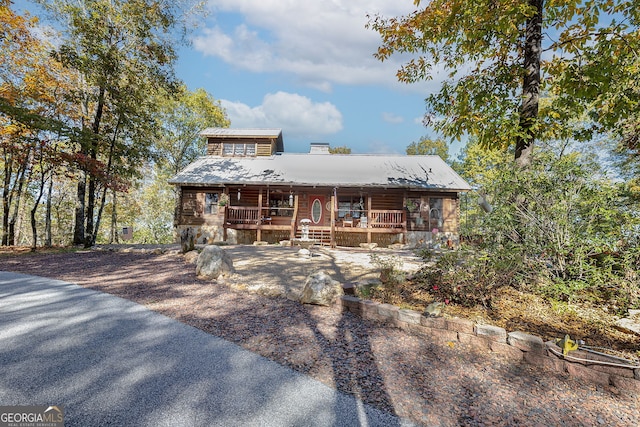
top-left (169, 128), bottom-right (471, 247)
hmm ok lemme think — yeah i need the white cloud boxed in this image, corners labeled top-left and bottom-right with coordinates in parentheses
top-left (382, 112), bottom-right (404, 124)
top-left (194, 0), bottom-right (421, 91)
top-left (220, 91), bottom-right (343, 139)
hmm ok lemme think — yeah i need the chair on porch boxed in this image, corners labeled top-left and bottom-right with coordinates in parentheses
top-left (343, 214), bottom-right (354, 227)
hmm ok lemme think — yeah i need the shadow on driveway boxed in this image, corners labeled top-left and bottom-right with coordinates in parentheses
top-left (0, 272), bottom-right (413, 426)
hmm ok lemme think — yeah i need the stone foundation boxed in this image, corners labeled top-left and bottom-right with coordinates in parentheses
top-left (340, 295), bottom-right (640, 394)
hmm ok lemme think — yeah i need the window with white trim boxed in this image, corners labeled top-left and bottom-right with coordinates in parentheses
top-left (222, 143), bottom-right (257, 157)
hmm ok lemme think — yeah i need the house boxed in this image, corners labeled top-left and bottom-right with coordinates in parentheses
top-left (168, 128), bottom-right (471, 247)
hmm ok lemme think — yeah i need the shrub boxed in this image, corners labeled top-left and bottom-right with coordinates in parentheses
top-left (413, 249), bottom-right (520, 308)
top-left (369, 253), bottom-right (405, 296)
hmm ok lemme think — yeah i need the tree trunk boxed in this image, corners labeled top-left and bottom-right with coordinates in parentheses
top-left (30, 178), bottom-right (46, 251)
top-left (109, 186), bottom-right (118, 244)
top-left (85, 175), bottom-right (96, 247)
top-left (73, 175), bottom-right (86, 245)
top-left (84, 86), bottom-right (107, 247)
top-left (8, 150), bottom-right (31, 246)
top-left (2, 153), bottom-right (12, 246)
top-left (45, 178), bottom-right (53, 247)
top-left (515, 0), bottom-right (544, 167)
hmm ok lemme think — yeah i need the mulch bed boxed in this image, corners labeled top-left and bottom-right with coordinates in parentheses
top-left (1, 249), bottom-right (639, 426)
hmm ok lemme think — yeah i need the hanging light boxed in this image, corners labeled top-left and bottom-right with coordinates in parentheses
top-left (289, 192), bottom-right (294, 206)
top-left (237, 188), bottom-right (241, 200)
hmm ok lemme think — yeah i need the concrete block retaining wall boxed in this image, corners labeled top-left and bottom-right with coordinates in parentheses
top-left (340, 295), bottom-right (640, 394)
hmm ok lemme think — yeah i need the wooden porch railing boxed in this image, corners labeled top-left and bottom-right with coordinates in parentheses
top-left (226, 207), bottom-right (406, 229)
top-left (369, 210), bottom-right (405, 228)
top-left (226, 206), bottom-right (260, 224)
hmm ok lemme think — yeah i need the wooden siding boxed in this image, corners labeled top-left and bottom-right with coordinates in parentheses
top-left (176, 186), bottom-right (462, 245)
top-left (207, 137), bottom-right (277, 157)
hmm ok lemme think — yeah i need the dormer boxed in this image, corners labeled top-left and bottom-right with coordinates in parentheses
top-left (201, 128), bottom-right (284, 157)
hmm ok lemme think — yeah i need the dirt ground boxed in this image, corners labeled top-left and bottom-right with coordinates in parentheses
top-left (2, 244), bottom-right (639, 426)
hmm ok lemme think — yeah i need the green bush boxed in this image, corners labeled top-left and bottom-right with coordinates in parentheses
top-left (454, 148), bottom-right (640, 312)
top-left (413, 249), bottom-right (521, 308)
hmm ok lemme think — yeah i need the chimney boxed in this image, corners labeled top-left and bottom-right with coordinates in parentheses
top-left (309, 142), bottom-right (330, 154)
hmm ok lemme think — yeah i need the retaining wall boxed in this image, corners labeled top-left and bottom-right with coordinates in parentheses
top-left (340, 295), bottom-right (640, 394)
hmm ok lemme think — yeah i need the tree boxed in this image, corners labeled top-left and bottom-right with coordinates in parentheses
top-left (329, 145), bottom-right (351, 154)
top-left (35, 0), bottom-right (201, 247)
top-left (155, 86), bottom-right (229, 175)
top-left (368, 1), bottom-right (640, 166)
top-left (406, 137), bottom-right (449, 162)
top-left (0, 2), bottom-right (76, 246)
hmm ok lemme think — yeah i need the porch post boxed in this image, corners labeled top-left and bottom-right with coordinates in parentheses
top-left (367, 193), bottom-right (372, 244)
top-left (257, 189), bottom-right (263, 242)
top-left (330, 191), bottom-right (336, 248)
top-left (290, 193), bottom-right (299, 241)
top-left (222, 188), bottom-right (228, 242)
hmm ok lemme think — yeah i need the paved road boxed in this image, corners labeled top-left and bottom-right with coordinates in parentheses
top-left (0, 272), bottom-right (414, 427)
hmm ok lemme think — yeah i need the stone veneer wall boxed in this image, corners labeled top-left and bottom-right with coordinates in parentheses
top-left (340, 295), bottom-right (640, 394)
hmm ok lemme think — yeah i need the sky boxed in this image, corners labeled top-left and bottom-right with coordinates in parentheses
top-left (17, 0), bottom-right (464, 157)
top-left (178, 0), bottom-right (459, 155)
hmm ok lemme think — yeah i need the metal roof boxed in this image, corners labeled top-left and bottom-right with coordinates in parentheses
top-left (200, 128), bottom-right (283, 138)
top-left (169, 153), bottom-right (471, 191)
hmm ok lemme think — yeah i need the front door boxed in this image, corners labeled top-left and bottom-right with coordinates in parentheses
top-left (309, 195), bottom-right (325, 225)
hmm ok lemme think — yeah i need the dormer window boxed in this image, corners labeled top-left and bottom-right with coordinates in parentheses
top-left (223, 142), bottom-right (256, 156)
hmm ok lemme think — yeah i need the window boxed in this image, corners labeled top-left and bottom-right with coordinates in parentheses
top-left (429, 197), bottom-right (443, 229)
top-left (223, 143), bottom-right (257, 156)
top-left (205, 193), bottom-right (219, 214)
top-left (268, 193), bottom-right (294, 217)
top-left (311, 199), bottom-right (322, 223)
top-left (337, 196), bottom-right (365, 219)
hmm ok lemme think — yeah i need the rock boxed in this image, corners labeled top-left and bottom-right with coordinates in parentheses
top-left (196, 245), bottom-right (234, 280)
top-left (359, 242), bottom-right (378, 250)
top-left (300, 271), bottom-right (344, 306)
top-left (184, 250), bottom-right (199, 264)
top-left (424, 301), bottom-right (444, 317)
top-left (298, 248), bottom-right (311, 257)
top-left (180, 227), bottom-right (195, 253)
top-left (615, 312), bottom-right (640, 336)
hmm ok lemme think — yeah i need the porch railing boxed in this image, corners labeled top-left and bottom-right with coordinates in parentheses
top-left (226, 207), bottom-right (406, 229)
top-left (369, 210), bottom-right (405, 228)
top-left (226, 206), bottom-right (260, 224)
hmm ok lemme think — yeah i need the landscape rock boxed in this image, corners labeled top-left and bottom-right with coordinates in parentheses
top-left (298, 248), bottom-right (312, 257)
top-left (359, 242), bottom-right (378, 250)
top-left (196, 245), bottom-right (234, 280)
top-left (615, 310), bottom-right (640, 336)
top-left (300, 271), bottom-right (344, 306)
top-left (183, 250), bottom-right (199, 264)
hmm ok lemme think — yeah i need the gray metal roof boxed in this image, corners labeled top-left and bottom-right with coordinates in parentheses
top-left (169, 154), bottom-right (471, 191)
top-left (200, 128), bottom-right (282, 138)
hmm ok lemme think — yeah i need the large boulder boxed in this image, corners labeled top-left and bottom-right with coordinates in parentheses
top-left (196, 245), bottom-right (234, 280)
top-left (300, 271), bottom-right (344, 306)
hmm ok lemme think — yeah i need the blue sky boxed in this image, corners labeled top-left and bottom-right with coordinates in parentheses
top-left (17, 0), bottom-right (463, 156)
top-left (177, 0), bottom-right (462, 155)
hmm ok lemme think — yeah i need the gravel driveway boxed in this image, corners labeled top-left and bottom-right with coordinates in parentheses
top-left (1, 246), bottom-right (639, 426)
